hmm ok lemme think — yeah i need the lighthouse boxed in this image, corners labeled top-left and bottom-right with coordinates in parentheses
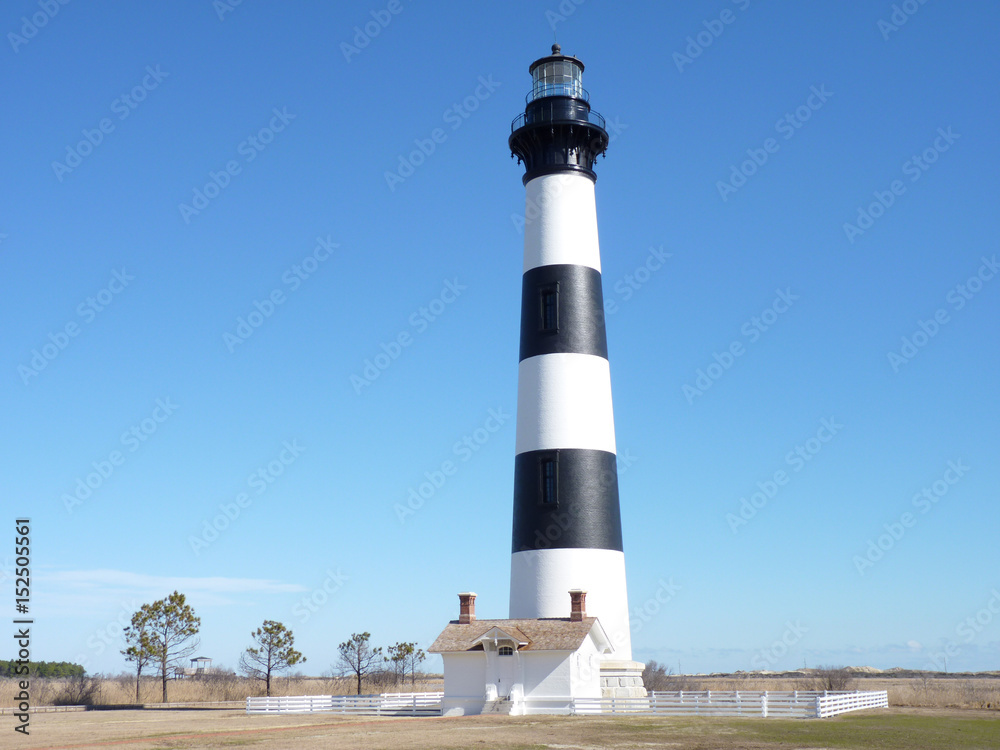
top-left (428, 47), bottom-right (645, 713)
top-left (507, 46), bottom-right (634, 663)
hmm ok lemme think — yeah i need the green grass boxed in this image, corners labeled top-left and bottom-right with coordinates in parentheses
top-left (741, 713), bottom-right (999, 749)
top-left (600, 712), bottom-right (1000, 749)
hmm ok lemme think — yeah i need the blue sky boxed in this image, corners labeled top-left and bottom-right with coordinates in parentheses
top-left (2, 0), bottom-right (998, 677)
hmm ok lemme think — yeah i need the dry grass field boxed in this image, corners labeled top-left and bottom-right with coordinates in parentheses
top-left (2, 671), bottom-right (998, 709)
top-left (1, 707), bottom-right (997, 750)
top-left (0, 675), bottom-right (443, 706)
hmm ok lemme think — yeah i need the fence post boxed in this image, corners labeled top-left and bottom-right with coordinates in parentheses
top-left (761, 691), bottom-right (768, 718)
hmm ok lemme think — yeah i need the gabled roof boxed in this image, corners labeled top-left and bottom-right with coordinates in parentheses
top-left (429, 617), bottom-right (610, 654)
top-left (471, 625), bottom-right (530, 649)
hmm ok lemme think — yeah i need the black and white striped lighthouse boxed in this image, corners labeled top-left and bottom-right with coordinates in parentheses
top-left (508, 46), bottom-right (633, 661)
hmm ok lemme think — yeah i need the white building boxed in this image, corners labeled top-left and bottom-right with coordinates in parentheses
top-left (429, 592), bottom-right (644, 715)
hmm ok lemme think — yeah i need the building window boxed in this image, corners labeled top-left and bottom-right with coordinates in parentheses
top-left (540, 455), bottom-right (557, 505)
top-left (498, 646), bottom-right (514, 656)
top-left (539, 284), bottom-right (558, 332)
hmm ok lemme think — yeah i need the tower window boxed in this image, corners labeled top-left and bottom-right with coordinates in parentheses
top-left (539, 284), bottom-right (558, 332)
top-left (540, 455), bottom-right (558, 505)
top-left (498, 646), bottom-right (514, 656)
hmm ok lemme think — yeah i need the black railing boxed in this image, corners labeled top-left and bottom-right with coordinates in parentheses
top-left (511, 106), bottom-right (606, 134)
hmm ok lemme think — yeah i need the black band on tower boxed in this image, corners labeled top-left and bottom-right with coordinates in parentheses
top-left (512, 449), bottom-right (623, 553)
top-left (519, 264), bottom-right (608, 362)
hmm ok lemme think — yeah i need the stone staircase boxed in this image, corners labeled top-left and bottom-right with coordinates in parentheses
top-left (481, 698), bottom-right (514, 715)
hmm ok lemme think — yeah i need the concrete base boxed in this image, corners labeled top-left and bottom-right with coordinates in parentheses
top-left (600, 660), bottom-right (647, 699)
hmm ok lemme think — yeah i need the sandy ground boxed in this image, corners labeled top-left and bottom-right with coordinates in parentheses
top-left (3, 707), bottom-right (997, 750)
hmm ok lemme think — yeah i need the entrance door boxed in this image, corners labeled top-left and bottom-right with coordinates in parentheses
top-left (496, 646), bottom-right (516, 698)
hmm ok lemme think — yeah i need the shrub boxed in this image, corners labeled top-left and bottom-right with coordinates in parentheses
top-left (812, 666), bottom-right (854, 691)
top-left (50, 676), bottom-right (102, 706)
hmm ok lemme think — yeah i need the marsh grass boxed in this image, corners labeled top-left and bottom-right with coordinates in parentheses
top-left (0, 672), bottom-right (444, 706)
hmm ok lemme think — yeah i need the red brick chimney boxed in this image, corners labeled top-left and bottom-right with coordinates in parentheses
top-left (458, 592), bottom-right (477, 624)
top-left (569, 589), bottom-right (587, 622)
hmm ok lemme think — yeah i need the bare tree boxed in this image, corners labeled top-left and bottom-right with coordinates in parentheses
top-left (144, 591), bottom-right (201, 702)
top-left (337, 632), bottom-right (383, 695)
top-left (239, 620), bottom-right (305, 697)
top-left (813, 665), bottom-right (854, 691)
top-left (121, 604), bottom-right (155, 703)
top-left (641, 660), bottom-right (673, 692)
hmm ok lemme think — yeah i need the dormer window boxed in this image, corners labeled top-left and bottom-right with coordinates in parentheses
top-left (498, 646), bottom-right (514, 656)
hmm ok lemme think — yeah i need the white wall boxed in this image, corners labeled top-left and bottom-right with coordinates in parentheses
top-left (570, 636), bottom-right (604, 699)
top-left (523, 172), bottom-right (602, 273)
top-left (521, 651), bottom-right (571, 698)
top-left (515, 353), bottom-right (616, 455)
top-left (441, 652), bottom-right (485, 698)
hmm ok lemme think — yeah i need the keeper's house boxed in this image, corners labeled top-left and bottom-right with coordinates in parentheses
top-left (430, 591), bottom-right (642, 715)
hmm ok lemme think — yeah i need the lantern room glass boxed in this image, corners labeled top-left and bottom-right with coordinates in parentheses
top-left (530, 60), bottom-right (585, 101)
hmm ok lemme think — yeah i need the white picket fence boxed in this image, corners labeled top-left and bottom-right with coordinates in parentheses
top-left (815, 690), bottom-right (889, 718)
top-left (247, 689), bottom-right (887, 719)
top-left (245, 692), bottom-right (443, 716)
top-left (571, 690), bottom-right (888, 718)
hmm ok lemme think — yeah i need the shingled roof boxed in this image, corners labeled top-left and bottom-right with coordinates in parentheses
top-left (429, 617), bottom-right (609, 654)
